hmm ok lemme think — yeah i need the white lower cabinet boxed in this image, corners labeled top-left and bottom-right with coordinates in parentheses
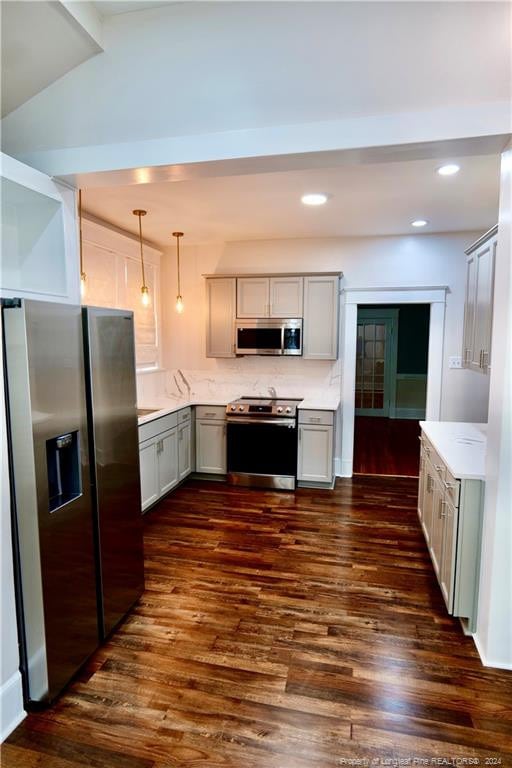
top-left (158, 428), bottom-right (179, 495)
top-left (297, 410), bottom-right (335, 486)
top-left (196, 406), bottom-right (227, 475)
top-left (138, 408), bottom-right (193, 512)
top-left (418, 431), bottom-right (483, 630)
top-left (139, 440), bottom-right (159, 511)
top-left (178, 420), bottom-right (193, 480)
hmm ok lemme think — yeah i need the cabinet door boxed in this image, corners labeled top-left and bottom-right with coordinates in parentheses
top-left (206, 278), bottom-right (236, 357)
top-left (297, 425), bottom-right (333, 483)
top-left (196, 420), bottom-right (227, 474)
top-left (439, 498), bottom-right (459, 613)
top-left (237, 277), bottom-right (270, 318)
top-left (178, 421), bottom-right (192, 481)
top-left (269, 277), bottom-right (303, 317)
top-left (417, 446), bottom-right (426, 523)
top-left (139, 439), bottom-right (159, 512)
top-left (429, 482), bottom-right (444, 578)
top-left (158, 428), bottom-right (179, 495)
top-left (472, 237), bottom-right (496, 372)
top-left (462, 252), bottom-right (477, 368)
top-left (421, 462), bottom-right (435, 544)
top-left (303, 276), bottom-right (339, 360)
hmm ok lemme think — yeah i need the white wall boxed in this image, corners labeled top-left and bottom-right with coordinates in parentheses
top-left (160, 231), bottom-right (491, 423)
top-left (0, 315), bottom-right (25, 741)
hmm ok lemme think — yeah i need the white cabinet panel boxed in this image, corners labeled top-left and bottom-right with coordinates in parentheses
top-left (139, 440), bottom-right (159, 512)
top-left (196, 420), bottom-right (227, 474)
top-left (237, 277), bottom-right (270, 318)
top-left (158, 428), bottom-right (178, 495)
top-left (298, 424), bottom-right (333, 484)
top-left (303, 276), bottom-right (339, 360)
top-left (178, 421), bottom-right (192, 481)
top-left (270, 277), bottom-right (303, 317)
top-left (206, 278), bottom-right (236, 357)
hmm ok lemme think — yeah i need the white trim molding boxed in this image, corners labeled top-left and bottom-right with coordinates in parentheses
top-left (340, 286), bottom-right (447, 477)
top-left (0, 671), bottom-right (25, 743)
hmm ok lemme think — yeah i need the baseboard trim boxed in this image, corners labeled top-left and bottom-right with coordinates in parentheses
top-left (472, 632), bottom-right (512, 671)
top-left (0, 670), bottom-right (25, 743)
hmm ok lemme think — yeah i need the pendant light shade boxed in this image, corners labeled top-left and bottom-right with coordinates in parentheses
top-left (173, 231), bottom-right (184, 313)
top-left (78, 190), bottom-right (87, 298)
top-left (133, 209), bottom-right (150, 306)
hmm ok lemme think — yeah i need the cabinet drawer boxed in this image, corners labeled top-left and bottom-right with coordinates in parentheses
top-left (138, 412), bottom-right (178, 443)
top-left (444, 467), bottom-right (460, 507)
top-left (178, 407), bottom-right (192, 424)
top-left (298, 409), bottom-right (334, 426)
top-left (195, 405), bottom-right (226, 420)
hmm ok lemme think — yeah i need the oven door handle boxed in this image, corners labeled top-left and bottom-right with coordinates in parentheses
top-left (226, 417), bottom-right (296, 427)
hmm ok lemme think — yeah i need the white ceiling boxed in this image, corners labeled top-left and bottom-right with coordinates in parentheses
top-left (82, 154), bottom-right (500, 247)
top-left (0, 1), bottom-right (101, 117)
top-left (92, 1), bottom-right (175, 17)
top-left (3, 2), bottom-right (510, 156)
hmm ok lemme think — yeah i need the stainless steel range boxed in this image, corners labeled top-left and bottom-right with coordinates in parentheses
top-left (226, 397), bottom-right (302, 490)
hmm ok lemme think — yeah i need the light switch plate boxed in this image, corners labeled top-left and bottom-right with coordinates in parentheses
top-left (449, 356), bottom-right (462, 369)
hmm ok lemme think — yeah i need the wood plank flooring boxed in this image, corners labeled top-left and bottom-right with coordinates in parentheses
top-left (4, 477), bottom-right (512, 767)
top-left (354, 416), bottom-right (421, 476)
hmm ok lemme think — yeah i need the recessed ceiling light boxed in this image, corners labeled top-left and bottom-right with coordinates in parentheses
top-left (437, 164), bottom-right (460, 176)
top-left (301, 193), bottom-right (328, 206)
top-left (411, 219), bottom-right (428, 228)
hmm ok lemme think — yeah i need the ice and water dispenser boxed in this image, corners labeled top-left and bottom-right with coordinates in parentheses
top-left (46, 431), bottom-right (82, 512)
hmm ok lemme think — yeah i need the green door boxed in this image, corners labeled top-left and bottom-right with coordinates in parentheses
top-left (355, 310), bottom-right (397, 417)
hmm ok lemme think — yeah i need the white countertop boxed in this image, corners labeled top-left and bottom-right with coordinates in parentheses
top-left (420, 421), bottom-right (487, 481)
top-left (138, 394), bottom-right (341, 425)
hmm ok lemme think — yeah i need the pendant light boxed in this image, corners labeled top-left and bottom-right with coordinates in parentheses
top-left (173, 231), bottom-right (184, 313)
top-left (133, 209), bottom-right (150, 306)
top-left (78, 189), bottom-right (87, 298)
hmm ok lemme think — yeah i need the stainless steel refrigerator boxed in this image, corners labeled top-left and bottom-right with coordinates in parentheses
top-left (2, 299), bottom-right (144, 705)
top-left (82, 306), bottom-right (144, 640)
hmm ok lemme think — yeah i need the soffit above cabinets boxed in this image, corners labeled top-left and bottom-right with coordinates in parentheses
top-left (202, 272), bottom-right (343, 279)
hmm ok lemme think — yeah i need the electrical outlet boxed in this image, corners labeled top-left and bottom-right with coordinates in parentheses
top-left (448, 356), bottom-right (462, 369)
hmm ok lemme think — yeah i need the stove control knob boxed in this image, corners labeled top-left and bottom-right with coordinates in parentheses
top-left (238, 405), bottom-right (245, 411)
top-left (277, 406), bottom-right (283, 413)
top-left (230, 405), bottom-right (236, 411)
top-left (285, 407), bottom-right (292, 413)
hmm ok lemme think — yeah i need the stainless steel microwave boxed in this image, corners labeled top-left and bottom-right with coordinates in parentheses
top-left (235, 318), bottom-right (302, 356)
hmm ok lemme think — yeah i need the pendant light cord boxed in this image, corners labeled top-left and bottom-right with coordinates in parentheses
top-left (138, 213), bottom-right (147, 288)
top-left (176, 235), bottom-right (181, 297)
top-left (79, 189), bottom-right (84, 275)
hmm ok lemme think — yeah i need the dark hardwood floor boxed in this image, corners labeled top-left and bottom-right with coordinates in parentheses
top-left (4, 477), bottom-right (512, 767)
top-left (354, 416), bottom-right (421, 476)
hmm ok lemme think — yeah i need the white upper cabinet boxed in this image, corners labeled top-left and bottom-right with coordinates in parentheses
top-left (81, 219), bottom-right (162, 371)
top-left (462, 226), bottom-right (497, 373)
top-left (237, 277), bottom-right (270, 317)
top-left (1, 153), bottom-right (79, 304)
top-left (269, 277), bottom-right (303, 317)
top-left (237, 276), bottom-right (303, 318)
top-left (206, 277), bottom-right (236, 357)
top-left (303, 275), bottom-right (339, 360)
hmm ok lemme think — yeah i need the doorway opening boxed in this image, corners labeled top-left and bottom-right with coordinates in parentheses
top-left (353, 304), bottom-right (430, 477)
